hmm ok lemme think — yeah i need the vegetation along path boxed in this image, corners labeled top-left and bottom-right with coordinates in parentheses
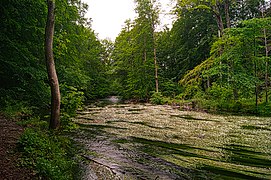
top-left (72, 100), bottom-right (271, 179)
top-left (0, 114), bottom-right (34, 179)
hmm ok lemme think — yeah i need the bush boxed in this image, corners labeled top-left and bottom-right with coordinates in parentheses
top-left (61, 84), bottom-right (84, 117)
top-left (18, 128), bottom-right (76, 180)
top-left (60, 113), bottom-right (78, 131)
top-left (178, 85), bottom-right (201, 100)
top-left (150, 92), bottom-right (166, 105)
top-left (1, 98), bottom-right (33, 119)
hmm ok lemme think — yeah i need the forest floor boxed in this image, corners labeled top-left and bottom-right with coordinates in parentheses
top-left (0, 114), bottom-right (34, 180)
top-left (71, 99), bottom-right (271, 180)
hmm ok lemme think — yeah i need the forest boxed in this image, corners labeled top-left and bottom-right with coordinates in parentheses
top-left (0, 0), bottom-right (270, 179)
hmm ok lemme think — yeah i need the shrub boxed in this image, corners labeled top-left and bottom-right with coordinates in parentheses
top-left (150, 92), bottom-right (166, 105)
top-left (18, 128), bottom-right (75, 180)
top-left (61, 84), bottom-right (84, 117)
top-left (2, 98), bottom-right (33, 119)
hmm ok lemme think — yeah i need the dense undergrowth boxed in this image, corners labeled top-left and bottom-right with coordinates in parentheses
top-left (12, 114), bottom-right (80, 180)
top-left (18, 119), bottom-right (77, 180)
top-left (0, 88), bottom-right (83, 179)
top-left (150, 92), bottom-right (271, 116)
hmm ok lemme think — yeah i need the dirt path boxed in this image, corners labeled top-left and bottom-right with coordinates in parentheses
top-left (0, 114), bottom-right (34, 180)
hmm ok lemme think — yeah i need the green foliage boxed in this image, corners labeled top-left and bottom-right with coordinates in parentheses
top-left (60, 113), bottom-right (79, 132)
top-left (150, 92), bottom-right (165, 105)
top-left (157, 9), bottom-right (216, 81)
top-left (59, 84), bottom-right (84, 131)
top-left (18, 128), bottom-right (76, 180)
top-left (61, 84), bottom-right (84, 117)
top-left (179, 16), bottom-right (271, 115)
top-left (112, 0), bottom-right (160, 100)
top-left (1, 98), bottom-right (33, 119)
top-left (178, 85), bottom-right (202, 100)
top-left (207, 83), bottom-right (233, 101)
top-left (17, 116), bottom-right (48, 130)
top-left (159, 78), bottom-right (181, 97)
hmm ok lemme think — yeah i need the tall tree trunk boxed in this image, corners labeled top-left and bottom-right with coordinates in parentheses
top-left (154, 46), bottom-right (159, 93)
top-left (261, 8), bottom-right (269, 103)
top-left (254, 29), bottom-right (258, 111)
top-left (152, 22), bottom-right (159, 93)
top-left (45, 0), bottom-right (61, 129)
top-left (213, 4), bottom-right (224, 37)
top-left (224, 0), bottom-right (231, 28)
top-left (144, 36), bottom-right (147, 63)
top-left (264, 27), bottom-right (269, 103)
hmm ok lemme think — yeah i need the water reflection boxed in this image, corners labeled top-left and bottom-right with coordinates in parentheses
top-left (95, 96), bottom-right (123, 107)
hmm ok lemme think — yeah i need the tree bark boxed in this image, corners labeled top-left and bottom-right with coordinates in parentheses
top-left (264, 27), bottom-right (269, 103)
top-left (254, 29), bottom-right (258, 111)
top-left (224, 0), bottom-right (231, 29)
top-left (213, 4), bottom-right (224, 37)
top-left (154, 46), bottom-right (159, 93)
top-left (45, 0), bottom-right (61, 129)
top-left (152, 22), bottom-right (159, 93)
top-left (262, 9), bottom-right (269, 103)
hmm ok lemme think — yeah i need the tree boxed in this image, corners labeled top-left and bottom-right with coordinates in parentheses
top-left (157, 7), bottom-right (217, 82)
top-left (112, 0), bottom-right (160, 99)
top-left (45, 0), bottom-right (60, 129)
top-left (134, 0), bottom-right (160, 93)
top-left (176, 0), bottom-right (225, 37)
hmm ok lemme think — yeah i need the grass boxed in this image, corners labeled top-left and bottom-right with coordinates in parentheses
top-left (75, 103), bottom-right (271, 179)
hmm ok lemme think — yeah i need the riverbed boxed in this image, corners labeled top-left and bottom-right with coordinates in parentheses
top-left (72, 101), bottom-right (271, 179)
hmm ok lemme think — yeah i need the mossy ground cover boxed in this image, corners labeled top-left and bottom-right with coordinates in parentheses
top-left (75, 103), bottom-right (271, 179)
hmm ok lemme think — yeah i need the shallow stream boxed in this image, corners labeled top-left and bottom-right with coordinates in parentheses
top-left (72, 98), bottom-right (271, 179)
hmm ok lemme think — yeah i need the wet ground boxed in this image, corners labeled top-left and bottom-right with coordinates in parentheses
top-left (72, 97), bottom-right (271, 179)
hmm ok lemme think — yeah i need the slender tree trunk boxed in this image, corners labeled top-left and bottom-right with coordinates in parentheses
top-left (264, 27), bottom-right (269, 103)
top-left (213, 4), bottom-right (224, 37)
top-left (262, 7), bottom-right (269, 103)
top-left (254, 29), bottom-right (258, 111)
top-left (154, 46), bottom-right (159, 93)
top-left (45, 0), bottom-right (61, 129)
top-left (255, 62), bottom-right (258, 109)
top-left (144, 36), bottom-right (147, 63)
top-left (152, 23), bottom-right (159, 93)
top-left (207, 76), bottom-right (210, 89)
top-left (224, 0), bottom-right (231, 29)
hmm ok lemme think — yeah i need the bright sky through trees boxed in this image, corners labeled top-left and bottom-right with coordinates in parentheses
top-left (82, 0), bottom-right (174, 40)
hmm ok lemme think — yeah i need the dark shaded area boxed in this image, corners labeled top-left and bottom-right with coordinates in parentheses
top-left (105, 119), bottom-right (127, 124)
top-left (241, 125), bottom-right (271, 131)
top-left (116, 137), bottom-right (217, 160)
top-left (128, 108), bottom-right (145, 112)
top-left (170, 114), bottom-right (219, 122)
top-left (77, 123), bottom-right (127, 130)
top-left (106, 120), bottom-right (172, 130)
top-left (200, 165), bottom-right (267, 180)
top-left (129, 121), bottom-right (171, 129)
top-left (223, 144), bottom-right (271, 168)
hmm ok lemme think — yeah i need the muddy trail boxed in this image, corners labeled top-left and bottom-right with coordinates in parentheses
top-left (71, 97), bottom-right (271, 179)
